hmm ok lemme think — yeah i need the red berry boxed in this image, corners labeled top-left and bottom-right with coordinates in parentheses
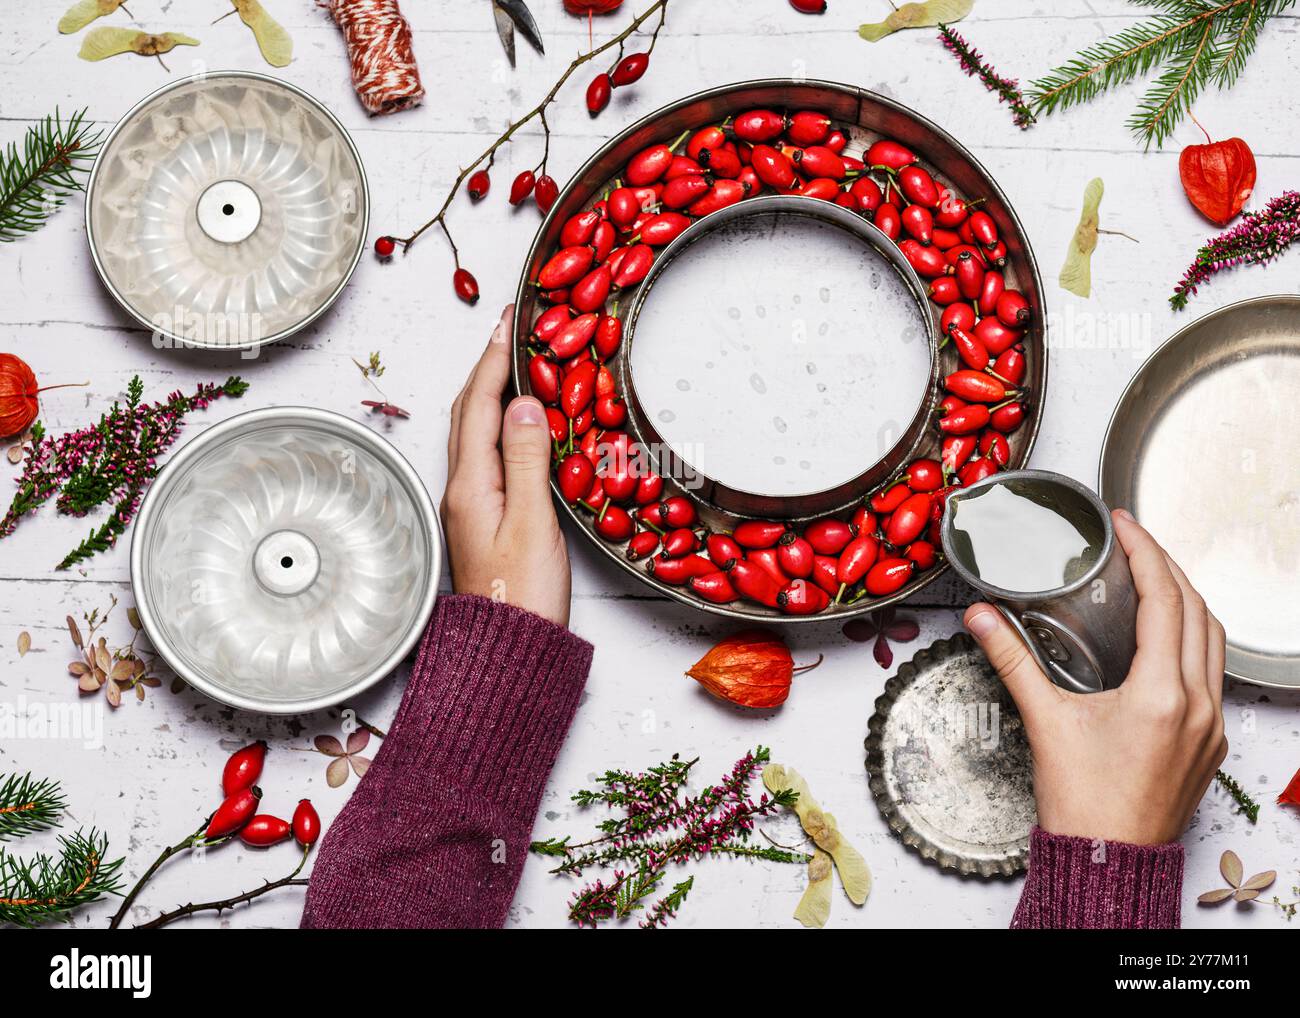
top-left (587, 73), bottom-right (612, 115)
top-left (535, 175), bottom-right (559, 214)
top-left (453, 268), bottom-right (480, 305)
top-left (509, 170), bottom-right (536, 206)
top-left (789, 0), bottom-right (827, 12)
top-left (221, 741), bottom-right (267, 798)
top-left (206, 786), bottom-right (261, 840)
top-left (467, 170), bottom-right (491, 201)
top-left (292, 799), bottom-right (321, 848)
top-left (612, 52), bottom-right (650, 86)
top-left (239, 814), bottom-right (292, 848)
top-left (373, 236), bottom-right (396, 258)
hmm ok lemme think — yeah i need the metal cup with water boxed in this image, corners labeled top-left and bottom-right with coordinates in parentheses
top-left (939, 469), bottom-right (1137, 694)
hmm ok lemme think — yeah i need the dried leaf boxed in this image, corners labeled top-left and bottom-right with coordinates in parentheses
top-left (793, 849), bottom-right (834, 928)
top-left (68, 661), bottom-right (89, 676)
top-left (77, 671), bottom-right (100, 693)
top-left (885, 619), bottom-right (920, 642)
top-left (231, 0), bottom-right (293, 68)
top-left (1220, 849), bottom-right (1243, 888)
top-left (6, 445), bottom-right (21, 464)
top-left (350, 755), bottom-right (371, 778)
top-left (325, 756), bottom-right (350, 788)
top-left (131, 657), bottom-right (145, 678)
top-left (140, 676), bottom-right (162, 688)
top-left (17, 631), bottom-right (31, 656)
top-left (170, 676), bottom-right (185, 694)
top-left (1233, 888), bottom-right (1261, 902)
top-left (105, 680), bottom-right (121, 708)
top-left (58, 0), bottom-right (128, 34)
top-left (127, 606), bottom-right (141, 630)
top-left (110, 659), bottom-right (135, 683)
top-left (860, 0), bottom-right (972, 42)
top-left (94, 643), bottom-right (111, 675)
top-left (91, 666), bottom-right (107, 688)
top-left (66, 615), bottom-right (83, 648)
top-left (1197, 887), bottom-right (1235, 904)
top-left (345, 728), bottom-right (371, 754)
top-left (314, 734), bottom-right (345, 757)
top-left (841, 619), bottom-right (877, 643)
top-left (1242, 870), bottom-right (1276, 891)
top-left (873, 634), bottom-right (893, 670)
top-left (1060, 178), bottom-right (1103, 298)
top-left (135, 682), bottom-right (146, 702)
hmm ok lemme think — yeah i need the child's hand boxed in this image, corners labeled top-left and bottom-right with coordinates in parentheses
top-left (964, 510), bottom-right (1227, 845)
top-left (441, 305), bottom-right (572, 627)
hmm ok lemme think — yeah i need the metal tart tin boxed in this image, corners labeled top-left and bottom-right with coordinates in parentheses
top-left (865, 632), bottom-right (1035, 877)
top-left (513, 79), bottom-right (1047, 622)
top-left (1099, 294), bottom-right (1300, 689)
top-left (86, 71), bottom-right (369, 351)
top-left (130, 408), bottom-right (441, 714)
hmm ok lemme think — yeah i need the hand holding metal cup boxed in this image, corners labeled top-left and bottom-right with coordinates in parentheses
top-left (940, 469), bottom-right (1138, 694)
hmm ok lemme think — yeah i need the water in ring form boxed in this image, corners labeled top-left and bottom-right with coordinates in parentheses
top-left (629, 211), bottom-right (932, 498)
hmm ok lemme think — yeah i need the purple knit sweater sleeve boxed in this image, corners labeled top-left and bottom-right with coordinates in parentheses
top-left (301, 594), bottom-right (592, 929)
top-left (1011, 827), bottom-right (1184, 929)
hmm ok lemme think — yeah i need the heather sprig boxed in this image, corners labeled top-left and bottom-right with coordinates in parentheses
top-left (530, 746), bottom-right (809, 928)
top-left (1170, 190), bottom-right (1300, 309)
top-left (1, 375), bottom-right (249, 568)
top-left (938, 24), bottom-right (1035, 130)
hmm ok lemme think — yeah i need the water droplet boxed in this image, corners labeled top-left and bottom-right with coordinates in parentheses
top-left (817, 382), bottom-right (827, 392)
top-left (675, 378), bottom-right (690, 392)
top-left (772, 416), bottom-right (787, 433)
top-left (658, 409), bottom-right (676, 424)
top-left (806, 362), bottom-right (817, 375)
top-left (749, 373), bottom-right (767, 395)
top-left (755, 305), bottom-right (767, 318)
top-left (704, 361), bottom-right (714, 369)
top-left (727, 306), bottom-right (741, 320)
top-left (818, 322), bottom-right (829, 336)
top-left (799, 460), bottom-right (811, 471)
top-left (793, 293), bottom-right (802, 304)
top-left (819, 287), bottom-right (830, 303)
top-left (870, 271), bottom-right (881, 290)
top-left (773, 455), bottom-right (786, 465)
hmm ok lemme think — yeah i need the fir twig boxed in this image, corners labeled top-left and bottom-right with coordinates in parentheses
top-left (937, 25), bottom-right (1035, 129)
top-left (1215, 769), bottom-right (1261, 823)
top-left (1170, 190), bottom-right (1300, 309)
top-left (0, 828), bottom-right (124, 928)
top-left (1027, 0), bottom-right (1294, 148)
top-left (0, 773), bottom-right (66, 841)
top-left (0, 107), bottom-right (102, 242)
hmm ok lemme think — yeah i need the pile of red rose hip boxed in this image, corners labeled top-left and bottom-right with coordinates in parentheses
top-left (525, 107), bottom-right (1033, 616)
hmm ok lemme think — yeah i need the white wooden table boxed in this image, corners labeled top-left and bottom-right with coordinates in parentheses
top-left (2, 0), bottom-right (1297, 930)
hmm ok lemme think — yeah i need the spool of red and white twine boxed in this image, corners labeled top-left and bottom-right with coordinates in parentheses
top-left (319, 0), bottom-right (425, 116)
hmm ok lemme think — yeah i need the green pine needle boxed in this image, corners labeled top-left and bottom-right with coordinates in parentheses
top-left (0, 828), bottom-right (124, 928)
top-left (0, 108), bottom-right (102, 242)
top-left (1027, 0), bottom-right (1294, 148)
top-left (0, 773), bottom-right (67, 842)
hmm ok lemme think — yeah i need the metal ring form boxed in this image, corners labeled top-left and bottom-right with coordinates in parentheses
top-left (513, 79), bottom-right (1048, 622)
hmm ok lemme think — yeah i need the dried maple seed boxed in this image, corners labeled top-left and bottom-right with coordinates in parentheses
top-left (222, 741), bottom-right (267, 797)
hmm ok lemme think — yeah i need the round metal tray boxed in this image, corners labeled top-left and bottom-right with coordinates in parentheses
top-left (513, 79), bottom-right (1048, 622)
top-left (86, 70), bottom-right (369, 351)
top-left (131, 407), bottom-right (441, 714)
top-left (1099, 294), bottom-right (1300, 688)
top-left (865, 632), bottom-right (1035, 877)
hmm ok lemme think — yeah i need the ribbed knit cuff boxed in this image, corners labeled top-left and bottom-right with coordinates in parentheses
top-left (379, 594), bottom-right (593, 815)
top-left (1011, 827), bottom-right (1184, 929)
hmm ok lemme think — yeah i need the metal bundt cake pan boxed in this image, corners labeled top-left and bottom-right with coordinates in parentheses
top-left (86, 71), bottom-right (368, 350)
top-left (130, 408), bottom-right (441, 714)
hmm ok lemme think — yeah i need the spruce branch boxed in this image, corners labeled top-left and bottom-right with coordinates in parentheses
top-left (0, 773), bottom-right (67, 842)
top-left (0, 107), bottom-right (102, 242)
top-left (1027, 0), bottom-right (1294, 148)
top-left (0, 828), bottom-right (124, 928)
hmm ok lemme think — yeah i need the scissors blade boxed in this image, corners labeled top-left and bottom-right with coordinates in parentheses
top-left (499, 0), bottom-right (544, 55)
top-left (492, 1), bottom-right (517, 67)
